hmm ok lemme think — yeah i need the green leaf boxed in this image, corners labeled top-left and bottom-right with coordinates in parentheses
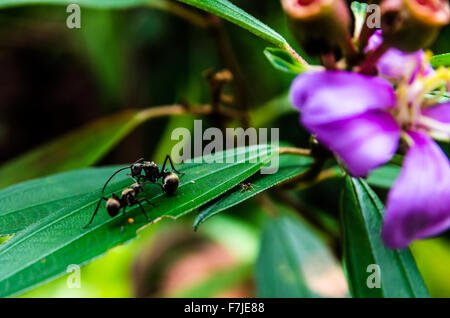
top-left (341, 176), bottom-right (429, 298)
top-left (366, 164), bottom-right (400, 189)
top-left (256, 206), bottom-right (348, 298)
top-left (194, 154), bottom-right (313, 229)
top-left (0, 0), bottom-right (308, 66)
top-left (175, 0), bottom-right (287, 49)
top-left (0, 166), bottom-right (122, 235)
top-left (0, 145), bottom-right (275, 297)
top-left (430, 53), bottom-right (450, 68)
top-left (264, 47), bottom-right (309, 74)
top-left (0, 0), bottom-right (149, 9)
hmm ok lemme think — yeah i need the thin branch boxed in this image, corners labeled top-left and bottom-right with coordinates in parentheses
top-left (137, 103), bottom-right (247, 123)
top-left (285, 43), bottom-right (310, 67)
top-left (357, 0), bottom-right (383, 51)
top-left (208, 15), bottom-right (250, 127)
top-left (279, 147), bottom-right (312, 157)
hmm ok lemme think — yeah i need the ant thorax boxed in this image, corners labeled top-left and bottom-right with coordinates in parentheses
top-left (121, 188), bottom-right (137, 205)
top-left (143, 162), bottom-right (160, 181)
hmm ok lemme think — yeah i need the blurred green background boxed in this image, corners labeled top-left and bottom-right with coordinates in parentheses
top-left (0, 1), bottom-right (448, 297)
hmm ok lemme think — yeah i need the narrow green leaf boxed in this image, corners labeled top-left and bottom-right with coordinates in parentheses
top-left (256, 207), bottom-right (348, 298)
top-left (430, 53), bottom-right (450, 68)
top-left (175, 0), bottom-right (287, 48)
top-left (0, 0), bottom-right (149, 9)
top-left (264, 47), bottom-right (309, 74)
top-left (341, 176), bottom-right (429, 298)
top-left (194, 154), bottom-right (313, 229)
top-left (1, 0), bottom-right (287, 47)
top-left (0, 0), bottom-right (308, 66)
top-left (0, 145), bottom-right (275, 297)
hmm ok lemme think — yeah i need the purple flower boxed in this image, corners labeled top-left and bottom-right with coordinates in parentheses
top-left (291, 71), bottom-right (399, 176)
top-left (382, 130), bottom-right (450, 248)
top-left (290, 59), bottom-right (450, 248)
top-left (366, 30), bottom-right (434, 83)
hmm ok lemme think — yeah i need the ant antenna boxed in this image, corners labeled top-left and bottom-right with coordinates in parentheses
top-left (83, 196), bottom-right (107, 229)
top-left (101, 166), bottom-right (132, 196)
top-left (161, 155), bottom-right (185, 176)
top-left (101, 158), bottom-right (145, 195)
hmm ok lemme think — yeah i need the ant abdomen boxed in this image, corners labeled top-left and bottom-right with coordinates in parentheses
top-left (162, 171), bottom-right (179, 196)
top-left (106, 198), bottom-right (121, 217)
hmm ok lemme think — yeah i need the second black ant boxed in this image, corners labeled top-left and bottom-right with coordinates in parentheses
top-left (83, 182), bottom-right (157, 229)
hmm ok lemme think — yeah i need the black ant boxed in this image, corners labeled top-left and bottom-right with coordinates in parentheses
top-left (83, 182), bottom-right (157, 229)
top-left (100, 155), bottom-right (185, 197)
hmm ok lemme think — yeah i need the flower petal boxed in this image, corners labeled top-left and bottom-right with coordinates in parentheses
top-left (306, 111), bottom-right (400, 176)
top-left (422, 102), bottom-right (450, 124)
top-left (377, 49), bottom-right (432, 84)
top-left (382, 131), bottom-right (450, 249)
top-left (365, 29), bottom-right (383, 53)
top-left (290, 71), bottom-right (396, 126)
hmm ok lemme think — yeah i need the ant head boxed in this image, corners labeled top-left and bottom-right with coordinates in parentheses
top-left (162, 172), bottom-right (179, 196)
top-left (131, 163), bottom-right (143, 176)
top-left (131, 182), bottom-right (143, 193)
top-left (106, 198), bottom-right (121, 217)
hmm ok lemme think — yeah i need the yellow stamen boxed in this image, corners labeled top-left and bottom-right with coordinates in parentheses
top-left (423, 67), bottom-right (450, 93)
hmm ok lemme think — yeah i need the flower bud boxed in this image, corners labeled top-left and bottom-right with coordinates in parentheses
top-left (381, 0), bottom-right (450, 52)
top-left (281, 0), bottom-right (352, 56)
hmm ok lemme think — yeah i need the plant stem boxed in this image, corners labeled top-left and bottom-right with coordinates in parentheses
top-left (208, 15), bottom-right (250, 128)
top-left (279, 147), bottom-right (312, 157)
top-left (357, 0), bottom-right (382, 51)
top-left (359, 42), bottom-right (388, 75)
top-left (293, 167), bottom-right (342, 190)
top-left (136, 103), bottom-right (247, 123)
top-left (285, 43), bottom-right (310, 67)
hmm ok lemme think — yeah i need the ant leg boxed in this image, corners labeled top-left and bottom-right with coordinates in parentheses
top-left (120, 207), bottom-right (127, 234)
top-left (136, 201), bottom-right (150, 221)
top-left (83, 197), bottom-right (107, 229)
top-left (126, 174), bottom-right (139, 184)
top-left (139, 198), bottom-right (159, 208)
top-left (161, 155), bottom-right (185, 176)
